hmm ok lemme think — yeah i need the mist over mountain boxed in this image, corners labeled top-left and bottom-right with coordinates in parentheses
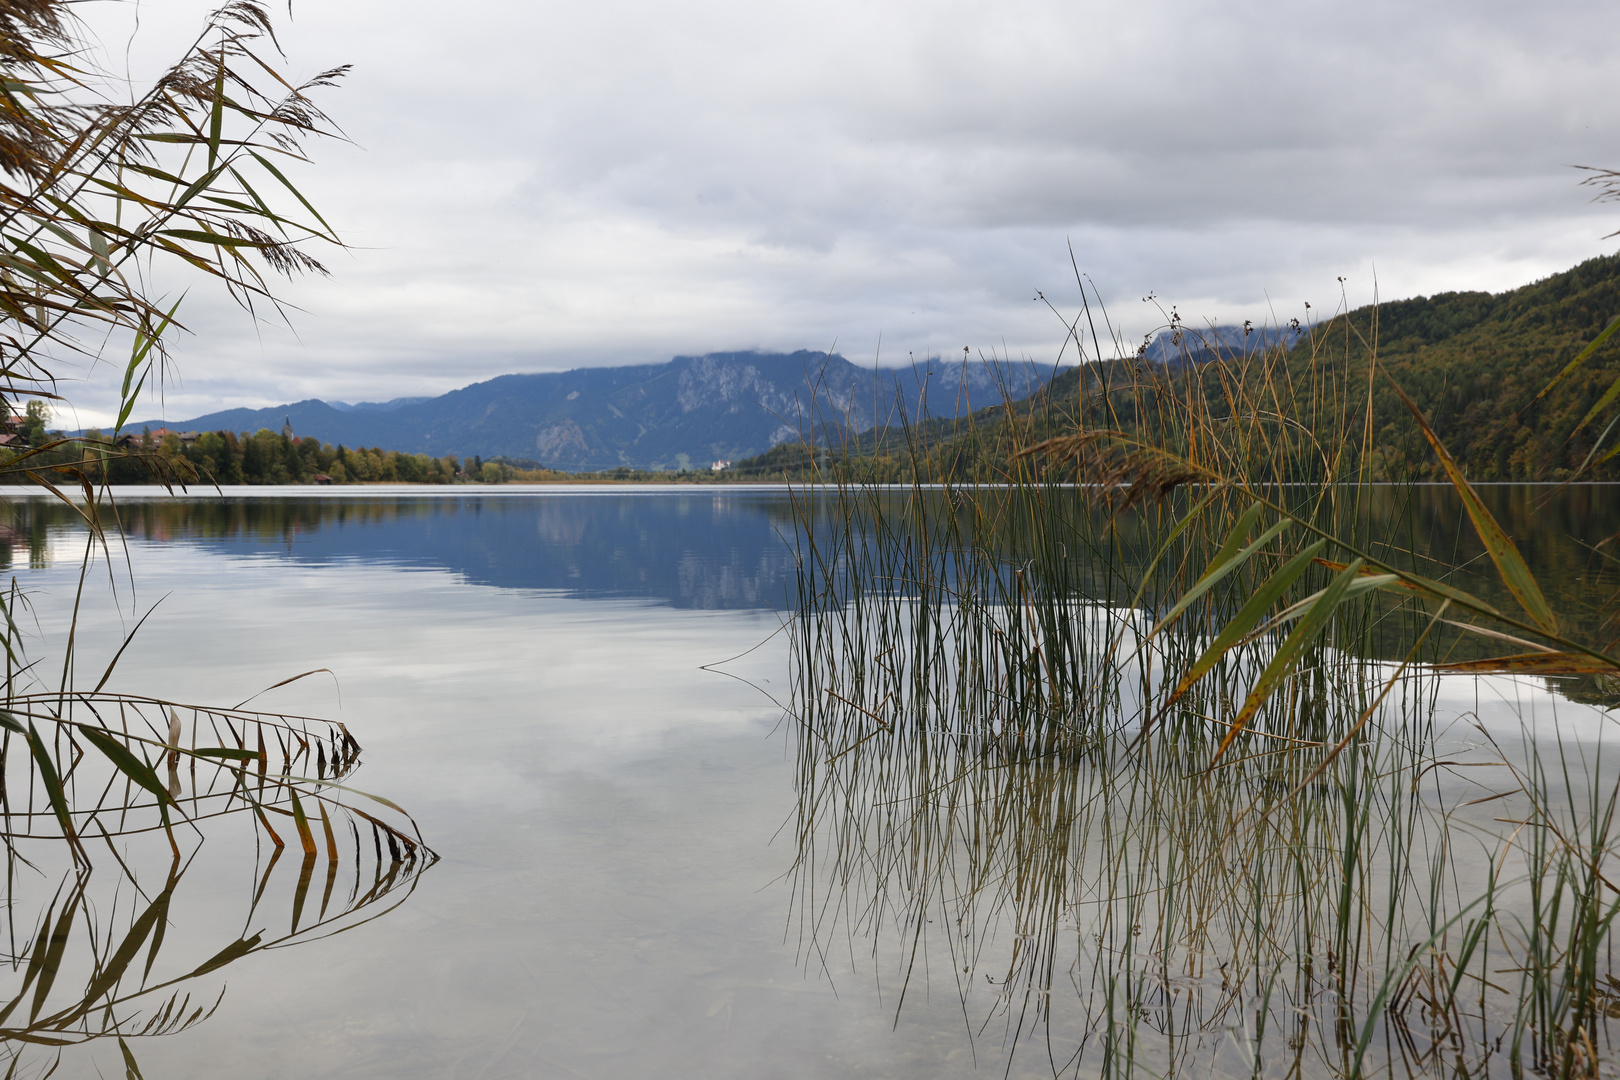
top-left (131, 351), bottom-right (1058, 471)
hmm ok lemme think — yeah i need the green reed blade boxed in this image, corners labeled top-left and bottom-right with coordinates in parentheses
top-left (26, 722), bottom-right (77, 852)
top-left (142, 882), bottom-right (175, 984)
top-left (1573, 368), bottom-right (1620, 437)
top-left (0, 898), bottom-right (56, 1027)
top-left (1158, 538), bottom-right (1328, 717)
top-left (1213, 558), bottom-right (1365, 761)
top-left (1146, 514), bottom-right (1291, 638)
top-left (1202, 502), bottom-right (1267, 585)
top-left (28, 888), bottom-right (77, 1023)
top-left (1385, 371), bottom-right (1558, 635)
top-left (84, 886), bottom-right (171, 1005)
top-left (187, 934), bottom-right (262, 980)
top-left (289, 789), bottom-right (317, 857)
top-left (290, 851), bottom-right (317, 936)
top-left (76, 723), bottom-right (172, 808)
top-left (1535, 313), bottom-right (1620, 404)
top-left (118, 1036), bottom-right (146, 1080)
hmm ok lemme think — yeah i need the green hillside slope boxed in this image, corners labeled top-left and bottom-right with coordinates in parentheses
top-left (737, 253), bottom-right (1620, 483)
top-left (1311, 252), bottom-right (1620, 480)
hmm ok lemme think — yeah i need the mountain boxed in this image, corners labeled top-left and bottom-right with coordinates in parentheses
top-left (326, 397), bottom-right (431, 413)
top-left (129, 351), bottom-right (1058, 472)
top-left (1142, 323), bottom-right (1308, 365)
top-left (1280, 253), bottom-right (1620, 480)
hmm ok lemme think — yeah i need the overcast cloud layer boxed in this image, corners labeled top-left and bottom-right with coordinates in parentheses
top-left (53, 0), bottom-right (1620, 427)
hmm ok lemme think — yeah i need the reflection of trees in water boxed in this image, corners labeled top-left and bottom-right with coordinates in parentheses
top-left (4, 483), bottom-right (1613, 621)
top-left (1555, 672), bottom-right (1620, 709)
top-left (791, 484), bottom-right (1620, 664)
top-left (1374, 484), bottom-right (1620, 645)
top-left (0, 695), bottom-right (434, 1075)
top-left (112, 497), bottom-right (441, 544)
top-left (534, 498), bottom-right (589, 547)
top-left (0, 513), bottom-right (50, 571)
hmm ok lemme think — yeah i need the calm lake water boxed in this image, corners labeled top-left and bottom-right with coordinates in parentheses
top-left (2, 484), bottom-right (1616, 1078)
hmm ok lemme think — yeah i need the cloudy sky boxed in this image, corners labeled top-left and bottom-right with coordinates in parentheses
top-left (56, 0), bottom-right (1620, 427)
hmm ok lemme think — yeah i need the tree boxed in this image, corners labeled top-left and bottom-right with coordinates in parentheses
top-left (1532, 168), bottom-right (1620, 477)
top-left (20, 398), bottom-right (45, 445)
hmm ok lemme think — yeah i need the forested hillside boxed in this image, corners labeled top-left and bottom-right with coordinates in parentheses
top-left (1303, 252), bottom-right (1620, 479)
top-left (736, 253), bottom-right (1620, 483)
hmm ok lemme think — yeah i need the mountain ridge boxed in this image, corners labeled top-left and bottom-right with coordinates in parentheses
top-left (124, 350), bottom-right (1059, 471)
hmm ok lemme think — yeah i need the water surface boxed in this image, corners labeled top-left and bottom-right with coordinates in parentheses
top-left (0, 484), bottom-right (1614, 1078)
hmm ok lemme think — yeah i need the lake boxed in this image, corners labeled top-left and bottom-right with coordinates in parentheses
top-left (1, 484), bottom-right (1616, 1078)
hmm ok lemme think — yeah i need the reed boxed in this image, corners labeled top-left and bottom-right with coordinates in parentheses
top-left (0, 5), bottom-right (436, 1073)
top-left (0, 583), bottom-right (435, 1075)
top-left (0, 692), bottom-right (430, 1067)
top-left (780, 291), bottom-right (1620, 1076)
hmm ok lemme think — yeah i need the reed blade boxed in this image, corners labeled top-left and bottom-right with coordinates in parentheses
top-left (1385, 372), bottom-right (1559, 635)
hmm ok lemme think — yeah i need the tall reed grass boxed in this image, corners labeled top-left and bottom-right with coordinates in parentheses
top-left (780, 297), bottom-right (1620, 1077)
top-left (0, 4), bottom-right (438, 1073)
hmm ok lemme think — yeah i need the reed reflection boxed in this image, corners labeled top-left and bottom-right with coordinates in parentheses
top-left (786, 483), bottom-right (1620, 1077)
top-left (0, 694), bottom-right (433, 1075)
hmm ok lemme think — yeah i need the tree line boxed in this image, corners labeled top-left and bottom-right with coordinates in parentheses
top-left (8, 424), bottom-right (540, 485)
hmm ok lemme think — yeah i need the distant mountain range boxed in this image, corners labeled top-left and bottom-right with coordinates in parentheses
top-left (325, 397), bottom-right (431, 413)
top-left (126, 351), bottom-right (1059, 471)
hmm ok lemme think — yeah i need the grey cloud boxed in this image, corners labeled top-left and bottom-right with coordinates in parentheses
top-left (53, 0), bottom-right (1620, 427)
